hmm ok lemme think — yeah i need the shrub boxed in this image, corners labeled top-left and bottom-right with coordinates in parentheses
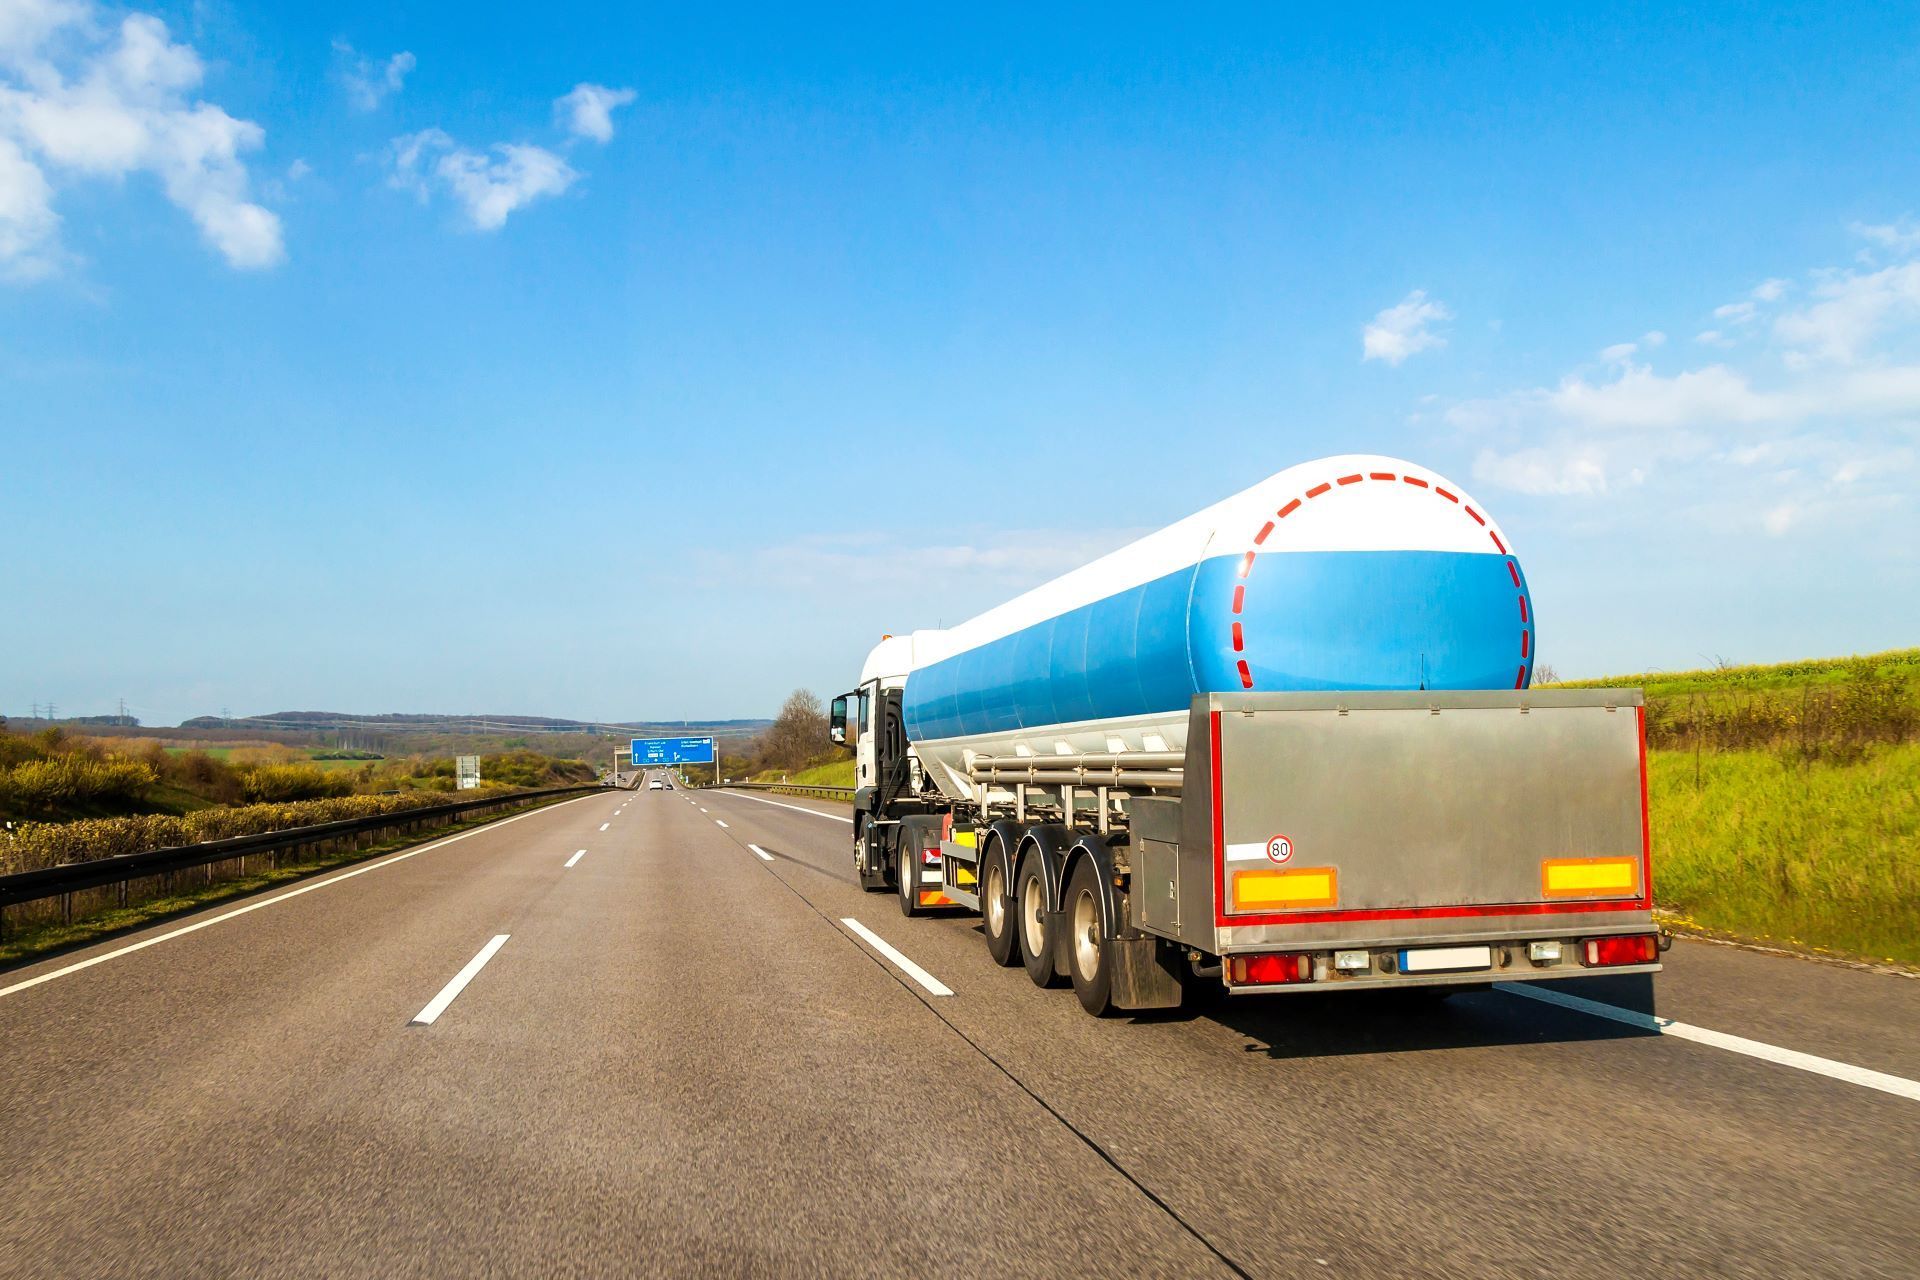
top-left (239, 764), bottom-right (351, 803)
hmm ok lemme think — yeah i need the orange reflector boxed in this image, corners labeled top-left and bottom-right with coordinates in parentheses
top-left (1541, 857), bottom-right (1640, 898)
top-left (917, 891), bottom-right (954, 907)
top-left (1231, 866), bottom-right (1337, 911)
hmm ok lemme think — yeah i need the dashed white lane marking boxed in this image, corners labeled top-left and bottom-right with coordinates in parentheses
top-left (564, 849), bottom-right (587, 868)
top-left (599, 823), bottom-right (610, 831)
top-left (1497, 982), bottom-right (1920, 1103)
top-left (698, 807), bottom-right (708, 813)
top-left (715, 820), bottom-right (729, 828)
top-left (840, 918), bottom-right (953, 997)
top-left (748, 844), bottom-right (775, 862)
top-left (411, 935), bottom-right (510, 1026)
top-left (0, 797), bottom-right (590, 1001)
top-left (717, 791), bottom-right (853, 824)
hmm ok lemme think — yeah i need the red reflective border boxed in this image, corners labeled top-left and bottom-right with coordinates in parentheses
top-left (1210, 702), bottom-right (1656, 928)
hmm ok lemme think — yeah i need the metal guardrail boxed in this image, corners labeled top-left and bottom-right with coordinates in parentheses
top-left (0, 784), bottom-right (605, 921)
top-left (723, 782), bottom-right (855, 801)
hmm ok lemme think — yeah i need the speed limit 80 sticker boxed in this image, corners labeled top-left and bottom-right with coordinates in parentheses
top-left (1264, 834), bottom-right (1295, 864)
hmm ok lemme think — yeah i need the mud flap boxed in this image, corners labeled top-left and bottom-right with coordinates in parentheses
top-left (1109, 935), bottom-right (1185, 1011)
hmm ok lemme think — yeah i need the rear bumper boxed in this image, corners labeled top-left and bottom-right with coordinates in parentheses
top-left (1217, 928), bottom-right (1664, 995)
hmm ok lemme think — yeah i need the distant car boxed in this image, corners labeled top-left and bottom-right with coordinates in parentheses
top-left (663, 781), bottom-right (674, 790)
top-left (648, 778), bottom-right (664, 790)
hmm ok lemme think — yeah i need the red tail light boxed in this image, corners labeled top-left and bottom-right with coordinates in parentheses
top-left (1227, 953), bottom-right (1312, 985)
top-left (921, 847), bottom-right (941, 865)
top-left (1584, 934), bottom-right (1659, 967)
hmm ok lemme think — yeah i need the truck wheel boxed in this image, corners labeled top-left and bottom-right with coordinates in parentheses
top-left (855, 819), bottom-right (889, 893)
top-left (1065, 858), bottom-right (1115, 1016)
top-left (1015, 855), bottom-right (1062, 988)
top-left (896, 817), bottom-right (929, 918)
top-left (979, 839), bottom-right (1020, 967)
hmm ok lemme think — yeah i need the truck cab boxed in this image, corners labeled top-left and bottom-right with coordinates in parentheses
top-left (830, 635), bottom-right (937, 893)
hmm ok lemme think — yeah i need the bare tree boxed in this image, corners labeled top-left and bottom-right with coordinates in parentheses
top-left (763, 689), bottom-right (829, 772)
top-left (1531, 662), bottom-right (1559, 686)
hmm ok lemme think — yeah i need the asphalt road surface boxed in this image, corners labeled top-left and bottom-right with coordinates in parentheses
top-left (3, 784), bottom-right (1917, 1278)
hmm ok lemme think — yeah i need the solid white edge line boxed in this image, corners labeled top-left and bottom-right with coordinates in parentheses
top-left (410, 934), bottom-right (511, 1025)
top-left (748, 844), bottom-right (775, 862)
top-left (840, 917), bottom-right (953, 997)
top-left (1496, 982), bottom-right (1920, 1103)
top-left (564, 848), bottom-right (587, 868)
top-left (0, 797), bottom-right (589, 1001)
top-left (717, 791), bottom-right (854, 824)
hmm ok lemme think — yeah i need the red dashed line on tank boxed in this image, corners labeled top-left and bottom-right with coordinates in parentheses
top-left (1234, 470), bottom-right (1532, 693)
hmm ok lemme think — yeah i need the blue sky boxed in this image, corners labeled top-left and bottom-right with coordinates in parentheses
top-left (4, 1), bottom-right (1917, 725)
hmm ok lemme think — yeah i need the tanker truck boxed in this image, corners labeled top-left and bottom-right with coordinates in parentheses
top-left (827, 454), bottom-right (1662, 1016)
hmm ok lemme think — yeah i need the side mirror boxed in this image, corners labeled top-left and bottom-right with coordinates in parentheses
top-left (829, 694), bottom-right (849, 746)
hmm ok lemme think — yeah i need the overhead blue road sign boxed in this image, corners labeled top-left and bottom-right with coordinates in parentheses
top-left (632, 736), bottom-right (716, 765)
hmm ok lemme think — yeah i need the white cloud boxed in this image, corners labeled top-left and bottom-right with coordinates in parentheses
top-left (390, 127), bottom-right (576, 231)
top-left (0, 4), bottom-right (281, 275)
top-left (0, 133), bottom-right (58, 277)
top-left (719, 528), bottom-right (1148, 592)
top-left (1448, 227), bottom-right (1920, 539)
top-left (333, 41), bottom-right (414, 112)
top-left (1642, 330), bottom-right (1666, 347)
top-left (1472, 446), bottom-right (1610, 496)
top-left (555, 82), bottom-right (634, 144)
top-left (1362, 289), bottom-right (1451, 365)
top-left (1850, 218), bottom-right (1920, 254)
top-left (1772, 260), bottom-right (1920, 364)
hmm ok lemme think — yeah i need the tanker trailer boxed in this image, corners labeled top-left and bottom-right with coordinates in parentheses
top-left (826, 453), bottom-right (1661, 1016)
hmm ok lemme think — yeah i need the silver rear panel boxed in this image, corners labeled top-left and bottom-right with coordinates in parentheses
top-left (1165, 690), bottom-right (1651, 952)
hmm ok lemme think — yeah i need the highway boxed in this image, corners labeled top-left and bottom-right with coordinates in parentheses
top-left (1, 784), bottom-right (1916, 1278)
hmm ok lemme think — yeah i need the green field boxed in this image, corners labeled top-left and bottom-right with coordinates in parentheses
top-left (1649, 744), bottom-right (1920, 966)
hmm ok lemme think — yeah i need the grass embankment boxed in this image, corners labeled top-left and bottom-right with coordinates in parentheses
top-left (1650, 745), bottom-right (1920, 966)
top-left (1551, 648), bottom-right (1919, 967)
top-left (751, 758), bottom-right (856, 788)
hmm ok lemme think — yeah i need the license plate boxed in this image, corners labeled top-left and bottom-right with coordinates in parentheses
top-left (1398, 945), bottom-right (1493, 974)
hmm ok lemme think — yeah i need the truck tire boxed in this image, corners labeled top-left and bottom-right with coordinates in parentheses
top-left (896, 816), bottom-right (931, 918)
top-left (1064, 857), bottom-right (1115, 1016)
top-left (1014, 854), bottom-right (1063, 988)
top-left (979, 835), bottom-right (1021, 967)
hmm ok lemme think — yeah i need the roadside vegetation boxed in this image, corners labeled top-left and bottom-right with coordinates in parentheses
top-left (1546, 648), bottom-right (1920, 967)
top-left (0, 727), bottom-right (594, 824)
